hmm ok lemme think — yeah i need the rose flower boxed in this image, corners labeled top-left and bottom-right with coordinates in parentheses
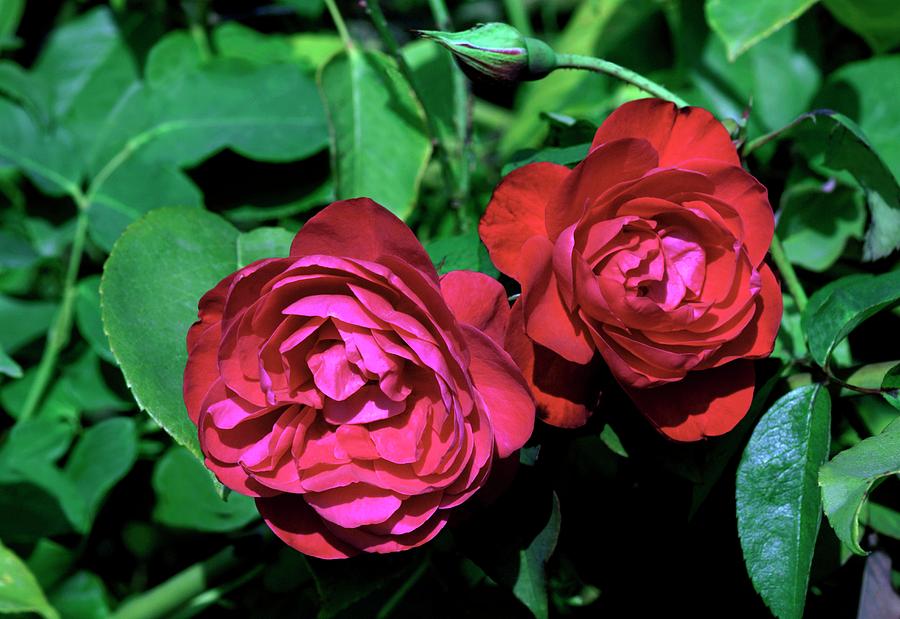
top-left (480, 98), bottom-right (782, 440)
top-left (184, 199), bottom-right (534, 558)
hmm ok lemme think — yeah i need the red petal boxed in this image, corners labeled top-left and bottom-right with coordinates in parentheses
top-left (256, 494), bottom-right (358, 559)
top-left (520, 236), bottom-right (595, 364)
top-left (682, 159), bottom-right (774, 266)
top-left (545, 138), bottom-right (658, 240)
top-left (703, 264), bottom-right (783, 367)
top-left (440, 270), bottom-right (510, 346)
top-left (504, 301), bottom-right (599, 428)
top-left (184, 273), bottom-right (236, 424)
top-left (462, 324), bottom-right (535, 458)
top-left (625, 360), bottom-right (755, 441)
top-left (289, 198), bottom-right (438, 283)
top-left (479, 162), bottom-right (569, 278)
top-left (591, 98), bottom-right (740, 168)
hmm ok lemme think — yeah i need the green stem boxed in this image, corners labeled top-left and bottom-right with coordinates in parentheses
top-left (426, 0), bottom-right (452, 30)
top-left (503, 0), bottom-right (532, 36)
top-left (323, 0), bottom-right (353, 49)
top-left (742, 111), bottom-right (817, 157)
top-left (364, 0), bottom-right (467, 209)
top-left (111, 547), bottom-right (241, 619)
top-left (19, 196), bottom-right (89, 421)
top-left (183, 0), bottom-right (212, 61)
top-left (376, 557), bottom-right (431, 619)
top-left (769, 233), bottom-right (808, 313)
top-left (554, 53), bottom-right (688, 108)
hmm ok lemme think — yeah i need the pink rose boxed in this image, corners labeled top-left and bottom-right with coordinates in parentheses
top-left (184, 199), bottom-right (534, 558)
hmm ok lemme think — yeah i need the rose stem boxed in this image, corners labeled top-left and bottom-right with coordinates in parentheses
top-left (19, 194), bottom-right (89, 421)
top-left (323, 0), bottom-right (353, 49)
top-left (768, 234), bottom-right (809, 312)
top-left (184, 0), bottom-right (212, 62)
top-left (110, 547), bottom-right (243, 619)
top-left (553, 54), bottom-right (689, 108)
top-left (362, 0), bottom-right (470, 218)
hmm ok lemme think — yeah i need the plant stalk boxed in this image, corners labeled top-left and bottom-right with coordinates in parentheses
top-left (19, 196), bottom-right (90, 421)
top-left (769, 234), bottom-right (808, 312)
top-left (554, 53), bottom-right (688, 107)
top-left (111, 547), bottom-right (241, 619)
top-left (323, 0), bottom-right (353, 49)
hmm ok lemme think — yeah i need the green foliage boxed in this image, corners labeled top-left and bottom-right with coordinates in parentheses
top-left (820, 419), bottom-right (900, 555)
top-left (152, 447), bottom-right (258, 532)
top-left (0, 540), bottom-right (58, 619)
top-left (737, 385), bottom-right (831, 619)
top-left (705, 0), bottom-right (818, 60)
top-left (319, 48), bottom-right (432, 219)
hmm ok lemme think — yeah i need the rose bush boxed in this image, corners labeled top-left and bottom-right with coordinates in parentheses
top-left (183, 199), bottom-right (534, 558)
top-left (480, 98), bottom-right (782, 440)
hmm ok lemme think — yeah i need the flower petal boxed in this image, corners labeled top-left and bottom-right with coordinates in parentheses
top-left (256, 494), bottom-right (358, 559)
top-left (440, 270), bottom-right (510, 346)
top-left (479, 162), bottom-right (569, 278)
top-left (590, 98), bottom-right (740, 167)
top-left (289, 198), bottom-right (438, 282)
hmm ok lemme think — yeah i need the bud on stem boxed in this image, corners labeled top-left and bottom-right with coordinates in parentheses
top-left (416, 23), bottom-right (557, 82)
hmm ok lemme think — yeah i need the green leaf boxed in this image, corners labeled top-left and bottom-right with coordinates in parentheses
top-left (802, 270), bottom-right (900, 368)
top-left (820, 419), bottom-right (900, 555)
top-left (736, 384), bottom-right (831, 619)
top-left (48, 572), bottom-right (109, 619)
top-left (0, 540), bottom-right (59, 619)
top-left (502, 143), bottom-right (590, 176)
top-left (882, 363), bottom-right (900, 410)
top-left (422, 233), bottom-right (500, 278)
top-left (236, 227), bottom-right (294, 267)
top-left (777, 178), bottom-right (865, 272)
top-left (26, 540), bottom-right (75, 591)
top-left (32, 7), bottom-right (138, 160)
top-left (866, 503), bottom-right (900, 541)
top-left (0, 344), bottom-right (21, 378)
top-left (319, 48), bottom-right (432, 219)
top-left (101, 207), bottom-right (240, 462)
top-left (64, 418), bottom-right (138, 533)
top-left (823, 0), bottom-right (900, 54)
top-left (0, 0), bottom-right (24, 51)
top-left (512, 492), bottom-right (561, 619)
top-left (0, 99), bottom-right (80, 197)
top-left (705, 0), bottom-right (817, 60)
top-left (88, 157), bottom-right (203, 253)
top-left (152, 447), bottom-right (258, 532)
top-left (0, 294), bottom-right (57, 354)
top-left (75, 276), bottom-right (116, 363)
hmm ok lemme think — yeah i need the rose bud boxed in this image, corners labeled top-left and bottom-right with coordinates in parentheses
top-left (184, 199), bottom-right (535, 558)
top-left (480, 98), bottom-right (782, 440)
top-left (416, 23), bottom-right (556, 82)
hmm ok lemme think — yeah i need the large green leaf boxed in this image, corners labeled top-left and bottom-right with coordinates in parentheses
top-left (802, 270), bottom-right (900, 368)
top-left (152, 447), bottom-right (258, 532)
top-left (823, 0), bottom-right (900, 54)
top-left (101, 207), bottom-right (240, 461)
top-left (705, 0), bottom-right (818, 60)
top-left (236, 227), bottom-right (294, 267)
top-left (512, 493), bottom-right (561, 619)
top-left (48, 571), bottom-right (110, 619)
top-left (319, 48), bottom-right (432, 219)
top-left (777, 179), bottom-right (865, 272)
top-left (736, 385), bottom-right (831, 619)
top-left (32, 7), bottom-right (138, 159)
top-left (0, 540), bottom-right (59, 619)
top-left (819, 418), bottom-right (900, 555)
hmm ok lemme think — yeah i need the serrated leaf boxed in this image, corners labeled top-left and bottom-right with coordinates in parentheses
top-left (802, 270), bottom-right (900, 368)
top-left (705, 0), bottom-right (817, 60)
top-left (0, 540), bottom-right (59, 619)
top-left (319, 48), bottom-right (431, 220)
top-left (101, 207), bottom-right (241, 462)
top-left (820, 418), bottom-right (900, 555)
top-left (152, 447), bottom-right (258, 532)
top-left (736, 384), bottom-right (831, 619)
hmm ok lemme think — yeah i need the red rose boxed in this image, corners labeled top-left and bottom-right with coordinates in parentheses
top-left (480, 98), bottom-right (782, 440)
top-left (184, 199), bottom-right (534, 558)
